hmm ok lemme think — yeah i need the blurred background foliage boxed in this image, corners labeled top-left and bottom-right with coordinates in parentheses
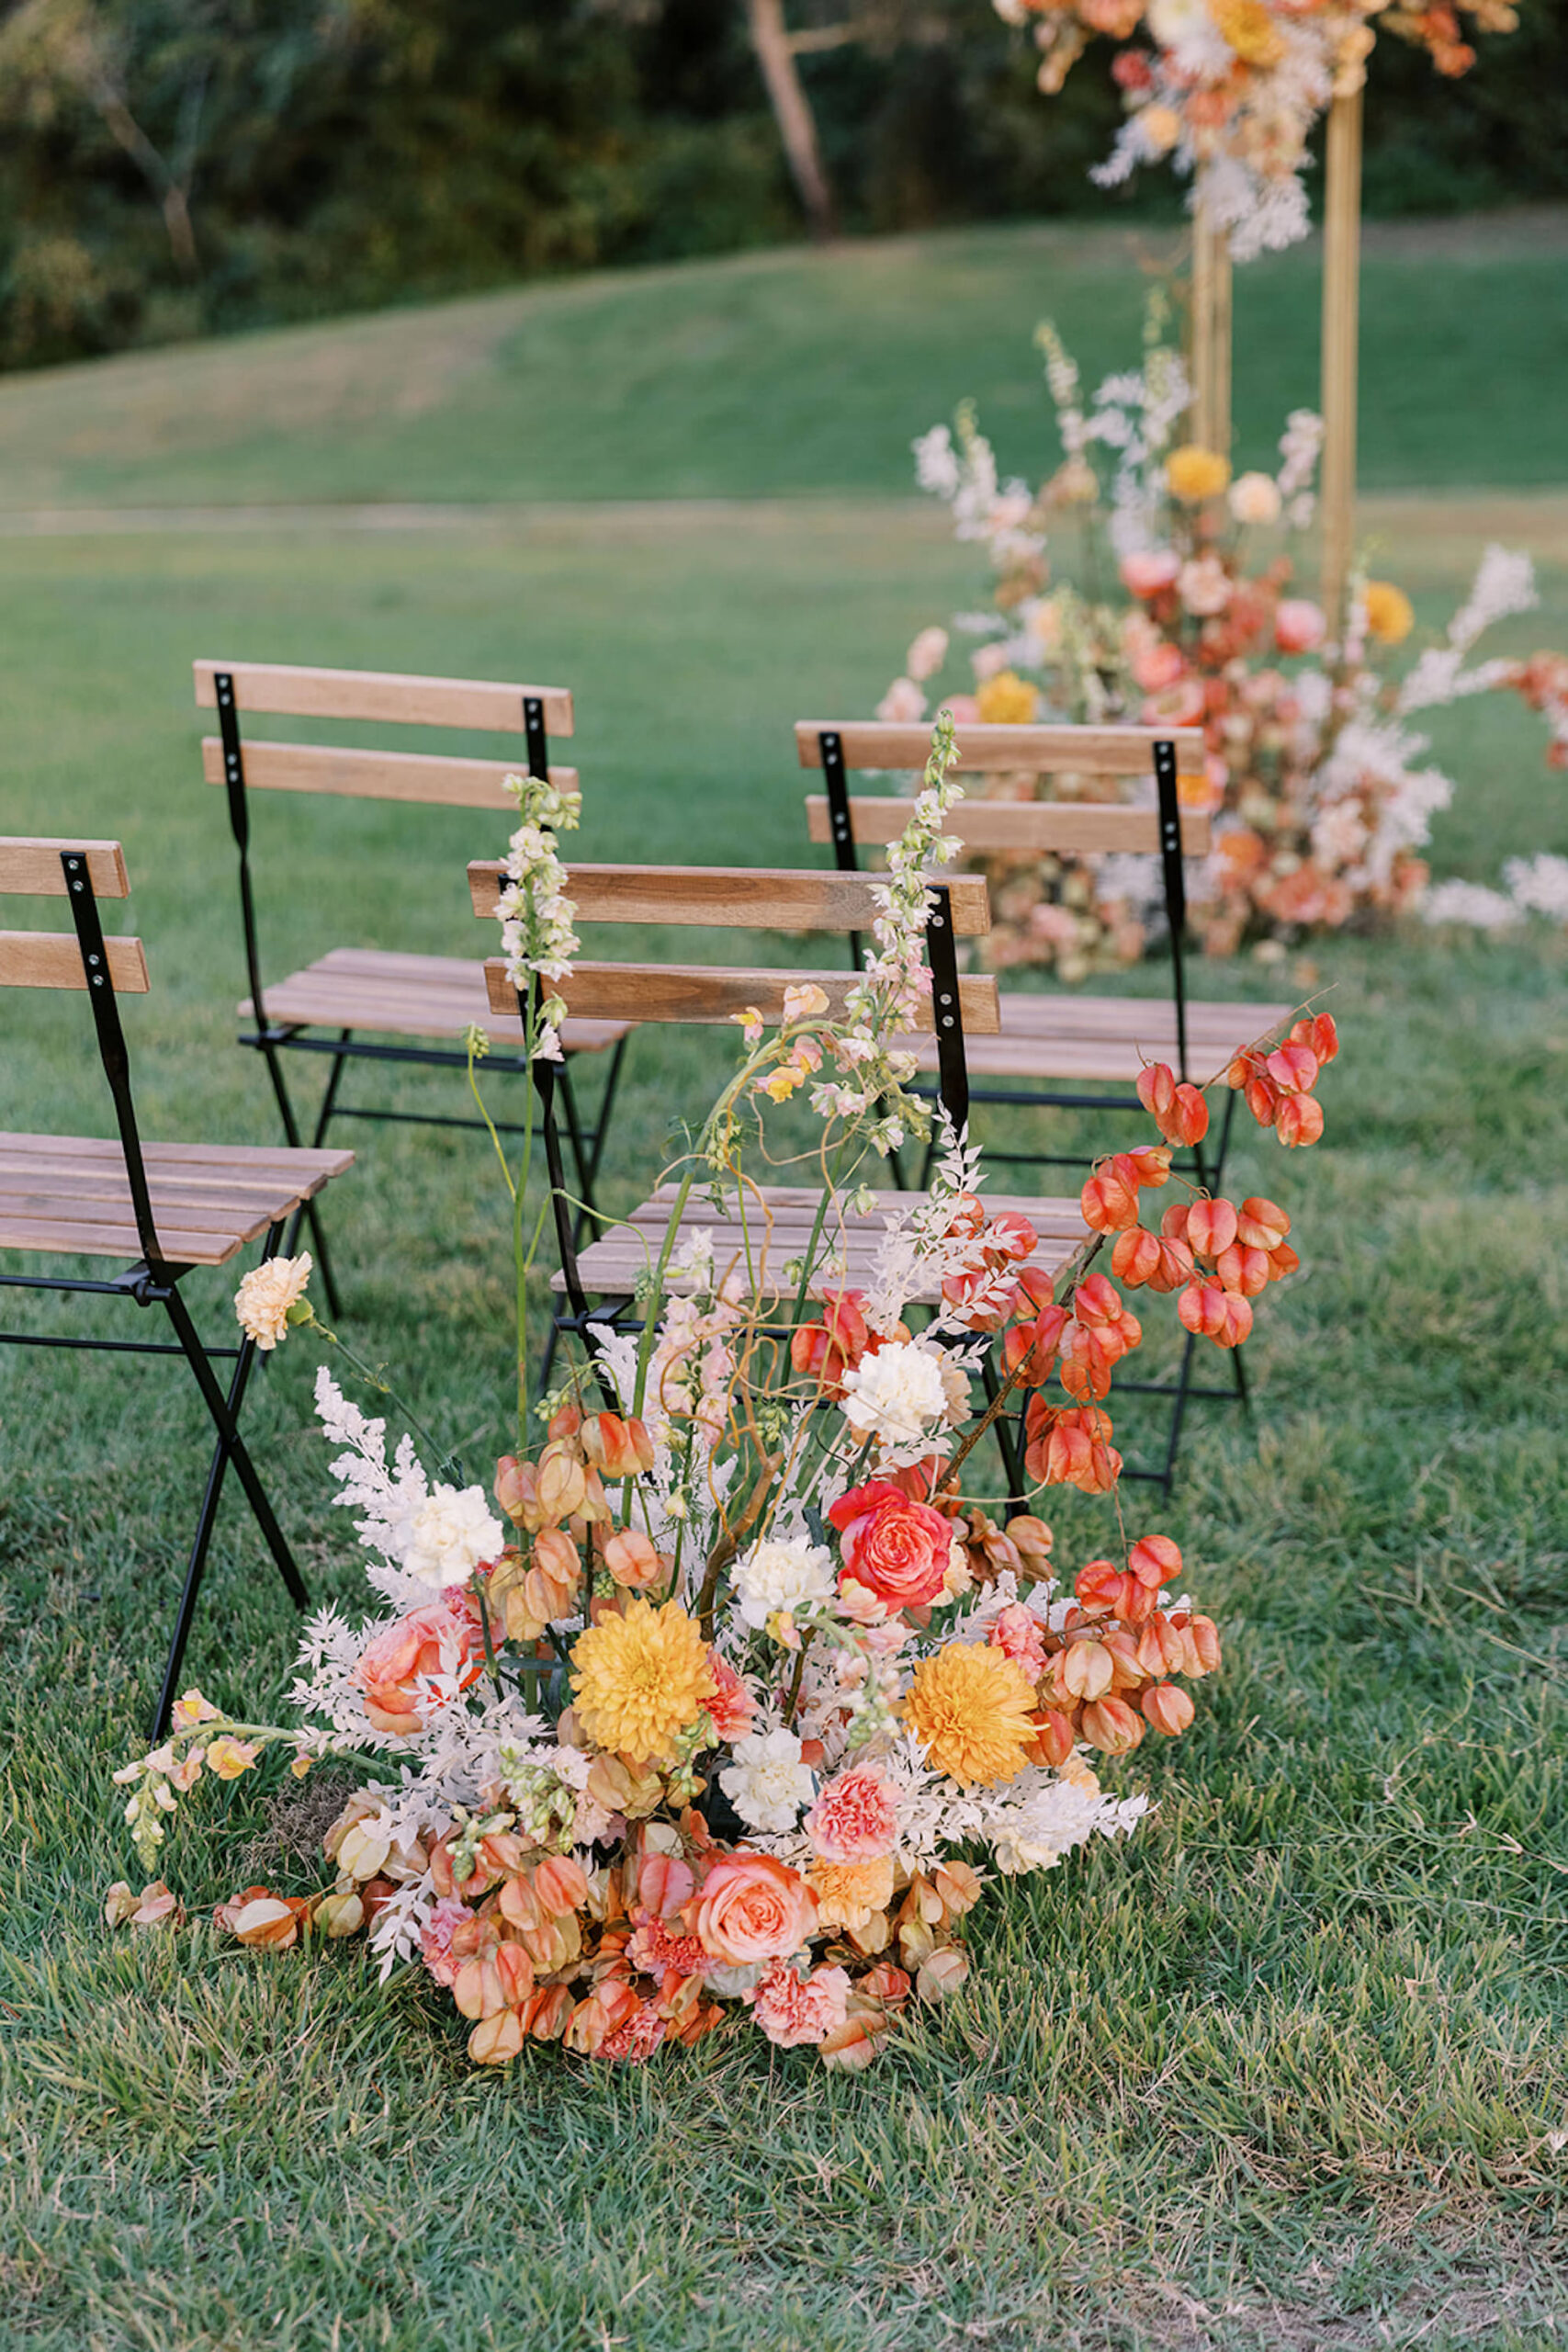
top-left (0, 0), bottom-right (1563, 372)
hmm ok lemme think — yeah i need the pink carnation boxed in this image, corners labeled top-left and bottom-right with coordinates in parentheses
top-left (987, 1602), bottom-right (1047, 1681)
top-left (600, 1999), bottom-right (670, 2064)
top-left (749, 1958), bottom-right (852, 2050)
top-left (626, 1908), bottom-right (711, 1981)
top-left (418, 1896), bottom-right (475, 1988)
top-left (705, 1652), bottom-right (757, 1740)
top-left (805, 1764), bottom-right (900, 1862)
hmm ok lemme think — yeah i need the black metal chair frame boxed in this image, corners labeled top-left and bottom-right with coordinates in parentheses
top-left (212, 673), bottom-right (626, 1319)
top-left (0, 852), bottom-right (311, 1739)
top-left (813, 729), bottom-right (1247, 1492)
top-left (519, 884), bottom-right (1039, 1498)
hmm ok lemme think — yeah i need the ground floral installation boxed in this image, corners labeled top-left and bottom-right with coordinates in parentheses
top-left (993, 0), bottom-right (1518, 258)
top-left (876, 311), bottom-right (1562, 978)
top-left (107, 723), bottom-right (1341, 2069)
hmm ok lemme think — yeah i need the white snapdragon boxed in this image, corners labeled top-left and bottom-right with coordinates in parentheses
top-left (397, 1485), bottom-right (504, 1591)
top-left (720, 1728), bottom-right (816, 1834)
top-left (495, 772), bottom-right (581, 1062)
top-left (733, 1537), bottom-right (837, 1631)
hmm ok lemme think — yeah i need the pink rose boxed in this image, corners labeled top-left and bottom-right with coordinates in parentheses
top-left (828, 1478), bottom-right (953, 1611)
top-left (692, 1852), bottom-right (818, 1966)
top-left (1121, 548), bottom-right (1181, 598)
top-left (1275, 598), bottom-right (1326, 655)
top-left (354, 1600), bottom-right (483, 1736)
top-left (1140, 677), bottom-right (1207, 729)
top-left (1131, 641), bottom-right (1186, 694)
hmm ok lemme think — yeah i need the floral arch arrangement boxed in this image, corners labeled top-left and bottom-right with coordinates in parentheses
top-left (994, 0), bottom-right (1519, 255)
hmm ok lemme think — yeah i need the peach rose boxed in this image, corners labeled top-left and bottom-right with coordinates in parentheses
top-left (354, 1600), bottom-right (483, 1736)
top-left (1121, 548), bottom-right (1181, 599)
top-left (1275, 598), bottom-right (1326, 655)
top-left (691, 1851), bottom-right (818, 1966)
top-left (828, 1478), bottom-right (953, 1611)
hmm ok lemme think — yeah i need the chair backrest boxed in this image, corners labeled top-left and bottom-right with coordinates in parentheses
top-left (795, 718), bottom-right (1205, 1078)
top-left (0, 838), bottom-right (164, 1266)
top-left (795, 720), bottom-right (1210, 859)
top-left (195, 656), bottom-right (576, 1036)
top-left (0, 837), bottom-right (147, 993)
top-left (468, 856), bottom-right (999, 1325)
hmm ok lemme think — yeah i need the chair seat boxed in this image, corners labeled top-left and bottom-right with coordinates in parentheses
top-left (242, 946), bottom-right (631, 1056)
top-left (894, 990), bottom-right (1294, 1085)
top-left (556, 1183), bottom-right (1088, 1307)
top-left (0, 1132), bottom-right (354, 1266)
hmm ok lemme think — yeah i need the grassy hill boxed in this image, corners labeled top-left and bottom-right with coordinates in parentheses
top-left (1, 213), bottom-right (1565, 510)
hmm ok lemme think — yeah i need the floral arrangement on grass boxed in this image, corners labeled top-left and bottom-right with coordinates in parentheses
top-left (994, 0), bottom-right (1519, 258)
top-left (877, 314), bottom-right (1556, 977)
top-left (108, 729), bottom-right (1341, 2068)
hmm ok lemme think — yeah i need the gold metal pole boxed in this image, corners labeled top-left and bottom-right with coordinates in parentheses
top-left (1320, 84), bottom-right (1363, 635)
top-left (1190, 206), bottom-right (1232, 455)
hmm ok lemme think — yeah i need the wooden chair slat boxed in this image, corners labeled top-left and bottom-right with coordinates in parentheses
top-left (483, 959), bottom-right (1001, 1035)
top-left (0, 1133), bottom-right (354, 1179)
top-left (0, 933), bottom-right (148, 992)
top-left (194, 660), bottom-right (573, 736)
top-left (0, 1167), bottom-right (332, 1213)
top-left (805, 796), bottom-right (1213, 857)
top-left (0, 1215), bottom-right (246, 1266)
top-left (795, 721), bottom-right (1206, 776)
top-left (0, 1183), bottom-right (276, 1238)
top-left (468, 860), bottom-right (991, 936)
top-left (243, 957), bottom-right (631, 1053)
top-left (556, 1183), bottom-right (1084, 1306)
top-left (200, 738), bottom-right (578, 810)
top-left (0, 840), bottom-right (130, 898)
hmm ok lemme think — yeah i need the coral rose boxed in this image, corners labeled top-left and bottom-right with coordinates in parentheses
top-left (1275, 598), bottom-right (1327, 655)
top-left (828, 1479), bottom-right (953, 1611)
top-left (1121, 548), bottom-right (1182, 599)
top-left (692, 1852), bottom-right (818, 1967)
top-left (355, 1600), bottom-right (483, 1736)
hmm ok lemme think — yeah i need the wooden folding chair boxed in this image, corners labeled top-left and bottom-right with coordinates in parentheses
top-left (0, 838), bottom-right (353, 1737)
top-left (468, 855), bottom-right (1089, 1499)
top-left (196, 658), bottom-right (631, 1316)
top-left (795, 720), bottom-right (1292, 1192)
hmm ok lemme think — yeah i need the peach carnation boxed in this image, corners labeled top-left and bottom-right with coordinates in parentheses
top-left (805, 1764), bottom-right (900, 1862)
top-left (806, 1855), bottom-right (897, 1934)
top-left (749, 1958), bottom-right (852, 2050)
top-left (233, 1251), bottom-right (311, 1351)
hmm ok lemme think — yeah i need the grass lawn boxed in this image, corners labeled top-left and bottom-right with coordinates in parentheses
top-left (0, 213), bottom-right (1565, 511)
top-left (1, 229), bottom-right (1567, 2350)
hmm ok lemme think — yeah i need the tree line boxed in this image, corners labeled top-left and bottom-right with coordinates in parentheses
top-left (1, 0), bottom-right (1561, 371)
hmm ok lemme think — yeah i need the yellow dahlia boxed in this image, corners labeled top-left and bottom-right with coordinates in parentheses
top-left (1362, 580), bottom-right (1415, 645)
top-left (1208, 0), bottom-right (1285, 66)
top-left (1166, 445), bottom-right (1232, 504)
top-left (807, 1854), bottom-right (896, 1934)
top-left (976, 669), bottom-right (1040, 726)
top-left (570, 1598), bottom-right (715, 1764)
top-left (902, 1643), bottom-right (1038, 1788)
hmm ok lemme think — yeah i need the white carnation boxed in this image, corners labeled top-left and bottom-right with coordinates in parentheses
top-left (397, 1484), bottom-right (503, 1591)
top-left (720, 1729), bottom-right (816, 1834)
top-left (839, 1339), bottom-right (951, 1451)
top-left (733, 1537), bottom-right (837, 1631)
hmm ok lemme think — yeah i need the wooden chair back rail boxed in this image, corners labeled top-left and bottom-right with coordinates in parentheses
top-left (483, 958), bottom-right (1001, 1035)
top-left (0, 931), bottom-right (148, 992)
top-left (200, 739), bottom-right (579, 810)
top-left (468, 861), bottom-right (992, 936)
top-left (194, 659), bottom-right (573, 736)
top-left (0, 840), bottom-right (130, 898)
top-left (805, 795), bottom-right (1213, 858)
top-left (794, 720), bottom-right (1206, 776)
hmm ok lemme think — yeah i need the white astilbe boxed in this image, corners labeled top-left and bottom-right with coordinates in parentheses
top-left (1425, 851), bottom-right (1568, 933)
top-left (1399, 547), bottom-right (1539, 716)
top-left (1422, 878), bottom-right (1518, 931)
top-left (1276, 408), bottom-right (1324, 502)
top-left (978, 1770), bottom-right (1150, 1875)
top-left (495, 770), bottom-right (581, 1062)
top-left (314, 1368), bottom-right (434, 1607)
top-left (1504, 853), bottom-right (1568, 921)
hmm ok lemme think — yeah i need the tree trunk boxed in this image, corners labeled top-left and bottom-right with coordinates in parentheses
top-left (747, 0), bottom-right (837, 242)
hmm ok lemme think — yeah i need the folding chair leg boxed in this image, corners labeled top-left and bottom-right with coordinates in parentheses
top-left (151, 1322), bottom-right (263, 1739)
top-left (1156, 1329), bottom-right (1201, 1495)
top-left (257, 1037), bottom-right (344, 1318)
top-left (158, 1276), bottom-right (309, 1639)
top-left (581, 1035), bottom-right (630, 1195)
top-left (310, 1030), bottom-right (353, 1147)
